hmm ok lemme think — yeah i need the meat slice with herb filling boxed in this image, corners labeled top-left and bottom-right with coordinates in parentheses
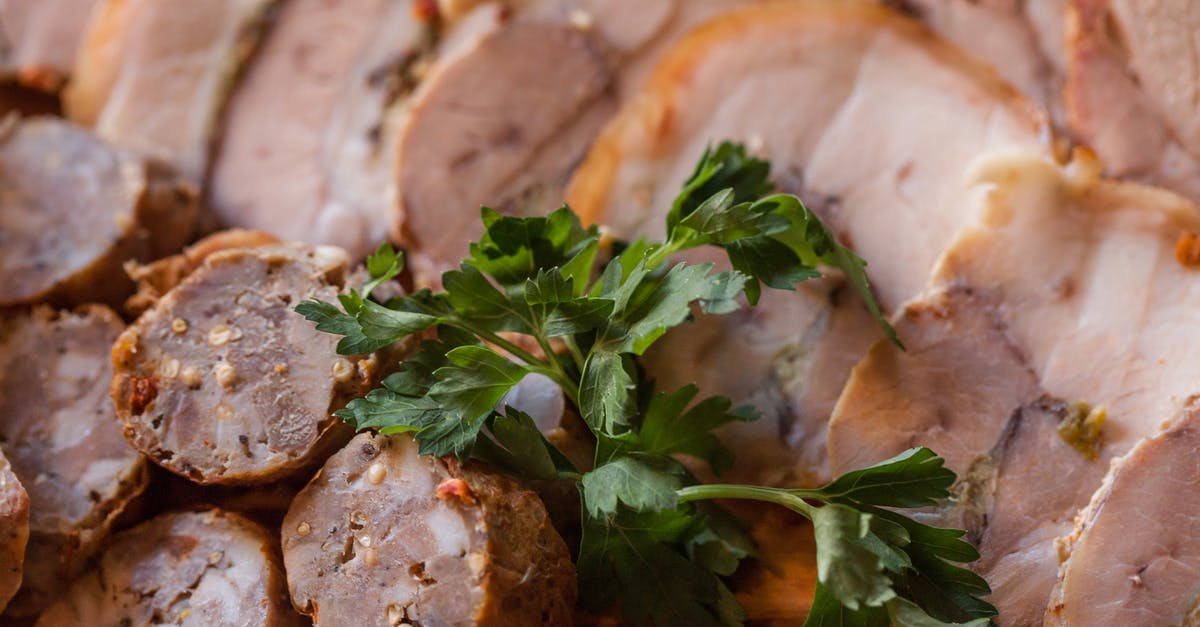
top-left (282, 432), bottom-right (576, 626)
top-left (0, 450), bottom-right (29, 614)
top-left (64, 0), bottom-right (278, 183)
top-left (565, 0), bottom-right (1047, 484)
top-left (1047, 398), bottom-right (1200, 626)
top-left (35, 509), bottom-right (302, 626)
top-left (112, 242), bottom-right (380, 485)
top-left (827, 152), bottom-right (1200, 624)
top-left (0, 116), bottom-right (198, 308)
top-left (0, 305), bottom-right (149, 617)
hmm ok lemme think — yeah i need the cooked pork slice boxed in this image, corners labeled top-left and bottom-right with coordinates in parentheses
top-left (566, 1), bottom-right (1047, 313)
top-left (209, 0), bottom-right (427, 259)
top-left (0, 116), bottom-right (197, 308)
top-left (35, 510), bottom-right (301, 627)
top-left (283, 432), bottom-right (576, 626)
top-left (884, 0), bottom-right (1066, 125)
top-left (395, 0), bottom-right (766, 285)
top-left (1047, 398), bottom-right (1200, 626)
top-left (1065, 0), bottom-right (1200, 201)
top-left (64, 0), bottom-right (277, 183)
top-left (827, 152), bottom-right (1200, 624)
top-left (0, 306), bottom-right (149, 617)
top-left (0, 451), bottom-right (29, 614)
top-left (112, 243), bottom-right (383, 485)
top-left (0, 0), bottom-right (101, 90)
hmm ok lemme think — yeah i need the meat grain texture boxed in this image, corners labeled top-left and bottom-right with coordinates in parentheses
top-left (112, 243), bottom-right (376, 485)
top-left (0, 306), bottom-right (149, 617)
top-left (0, 116), bottom-right (197, 308)
top-left (827, 152), bottom-right (1200, 624)
top-left (283, 432), bottom-right (576, 626)
top-left (565, 0), bottom-right (1048, 485)
top-left (35, 509), bottom-right (302, 626)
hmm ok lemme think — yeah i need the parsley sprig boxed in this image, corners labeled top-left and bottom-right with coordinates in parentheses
top-left (297, 143), bottom-right (994, 626)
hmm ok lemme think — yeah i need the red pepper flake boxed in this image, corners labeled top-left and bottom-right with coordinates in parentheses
top-left (1177, 232), bottom-right (1200, 268)
top-left (128, 376), bottom-right (158, 415)
top-left (412, 0), bottom-right (439, 22)
top-left (436, 478), bottom-right (475, 503)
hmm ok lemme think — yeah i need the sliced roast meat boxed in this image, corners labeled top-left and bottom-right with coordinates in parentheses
top-left (0, 0), bottom-right (101, 90)
top-left (1047, 398), bottom-right (1200, 626)
top-left (112, 242), bottom-right (382, 485)
top-left (564, 1), bottom-right (1046, 484)
top-left (35, 510), bottom-right (301, 626)
top-left (883, 0), bottom-right (1067, 126)
top-left (0, 116), bottom-right (197, 308)
top-left (283, 432), bottom-right (576, 626)
top-left (0, 305), bottom-right (149, 617)
top-left (396, 0), bottom-right (766, 285)
top-left (0, 450), bottom-right (29, 614)
top-left (566, 1), bottom-right (1047, 312)
top-left (1065, 0), bottom-right (1200, 201)
top-left (64, 0), bottom-right (277, 183)
top-left (209, 0), bottom-right (428, 259)
top-left (827, 152), bottom-right (1200, 624)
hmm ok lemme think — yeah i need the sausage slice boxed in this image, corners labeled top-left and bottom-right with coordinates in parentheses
top-left (0, 450), bottom-right (29, 614)
top-left (112, 243), bottom-right (375, 485)
top-left (0, 305), bottom-right (149, 616)
top-left (0, 116), bottom-right (198, 307)
top-left (283, 432), bottom-right (576, 626)
top-left (35, 510), bottom-right (302, 626)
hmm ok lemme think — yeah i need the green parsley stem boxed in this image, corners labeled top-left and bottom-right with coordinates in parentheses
top-left (563, 336), bottom-right (586, 372)
top-left (676, 483), bottom-right (815, 518)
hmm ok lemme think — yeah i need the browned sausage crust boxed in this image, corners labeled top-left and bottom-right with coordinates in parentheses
top-left (0, 450), bottom-right (29, 614)
top-left (283, 433), bottom-right (576, 626)
top-left (0, 305), bottom-right (149, 617)
top-left (0, 116), bottom-right (197, 307)
top-left (112, 243), bottom-right (377, 485)
top-left (35, 509), bottom-right (303, 626)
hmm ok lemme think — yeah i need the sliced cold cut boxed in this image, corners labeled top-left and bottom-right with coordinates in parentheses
top-left (64, 0), bottom-right (278, 183)
top-left (0, 0), bottom-right (101, 90)
top-left (0, 305), bottom-right (149, 617)
top-left (565, 0), bottom-right (1047, 484)
top-left (1047, 398), bottom-right (1200, 626)
top-left (827, 152), bottom-right (1200, 624)
top-left (112, 242), bottom-right (378, 485)
top-left (0, 450), bottom-right (29, 614)
top-left (1065, 0), bottom-right (1200, 201)
top-left (282, 432), bottom-right (576, 626)
top-left (0, 116), bottom-right (197, 307)
top-left (35, 509), bottom-right (301, 626)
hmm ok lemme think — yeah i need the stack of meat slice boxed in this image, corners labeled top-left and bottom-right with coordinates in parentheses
top-left (565, 0), bottom-right (1049, 484)
top-left (827, 151), bottom-right (1200, 624)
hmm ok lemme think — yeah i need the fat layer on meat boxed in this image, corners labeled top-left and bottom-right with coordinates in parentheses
top-left (564, 0), bottom-right (1047, 485)
top-left (0, 305), bottom-right (149, 617)
top-left (1047, 398), bottom-right (1200, 626)
top-left (35, 509), bottom-right (302, 626)
top-left (827, 152), bottom-right (1200, 624)
top-left (112, 243), bottom-right (377, 485)
top-left (64, 0), bottom-right (278, 183)
top-left (0, 0), bottom-right (101, 90)
top-left (209, 0), bottom-right (427, 259)
top-left (0, 450), bottom-right (29, 614)
top-left (0, 116), bottom-right (198, 308)
top-left (1066, 0), bottom-right (1200, 202)
top-left (283, 432), bottom-right (576, 626)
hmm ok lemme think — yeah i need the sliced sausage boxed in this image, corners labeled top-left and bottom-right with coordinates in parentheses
top-left (35, 510), bottom-right (302, 626)
top-left (283, 432), bottom-right (576, 626)
top-left (112, 243), bottom-right (377, 485)
top-left (0, 116), bottom-right (198, 308)
top-left (0, 305), bottom-right (149, 617)
top-left (0, 450), bottom-right (29, 614)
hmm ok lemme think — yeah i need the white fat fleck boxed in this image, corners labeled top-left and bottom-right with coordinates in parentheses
top-left (426, 506), bottom-right (471, 557)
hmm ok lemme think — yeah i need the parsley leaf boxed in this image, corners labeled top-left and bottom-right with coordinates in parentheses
top-left (581, 456), bottom-right (681, 516)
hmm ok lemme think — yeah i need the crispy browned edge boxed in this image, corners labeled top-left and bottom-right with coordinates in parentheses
top-left (563, 0), bottom-right (1049, 226)
top-left (0, 456), bottom-right (30, 615)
